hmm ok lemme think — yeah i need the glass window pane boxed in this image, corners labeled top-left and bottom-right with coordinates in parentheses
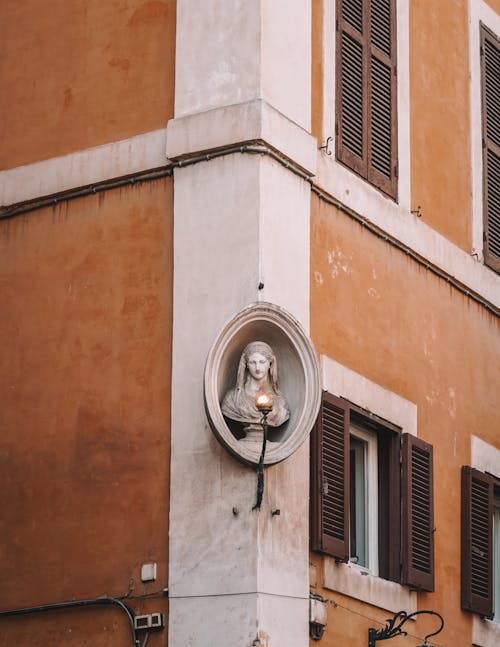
top-left (350, 435), bottom-right (367, 567)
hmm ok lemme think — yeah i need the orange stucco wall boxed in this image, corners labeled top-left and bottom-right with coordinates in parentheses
top-left (309, 193), bottom-right (499, 647)
top-left (410, 0), bottom-right (472, 251)
top-left (0, 179), bottom-right (173, 646)
top-left (0, 0), bottom-right (176, 170)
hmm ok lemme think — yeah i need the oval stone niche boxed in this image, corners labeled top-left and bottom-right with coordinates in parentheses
top-left (204, 302), bottom-right (321, 467)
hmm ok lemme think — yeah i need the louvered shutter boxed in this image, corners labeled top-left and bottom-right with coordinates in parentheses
top-left (401, 434), bottom-right (434, 591)
top-left (461, 467), bottom-right (493, 617)
top-left (311, 392), bottom-right (350, 560)
top-left (336, 0), bottom-right (397, 199)
top-left (481, 26), bottom-right (500, 273)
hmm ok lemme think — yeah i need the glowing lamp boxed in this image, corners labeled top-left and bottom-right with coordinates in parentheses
top-left (255, 390), bottom-right (274, 412)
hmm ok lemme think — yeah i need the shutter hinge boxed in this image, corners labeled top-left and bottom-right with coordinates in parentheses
top-left (399, 449), bottom-right (403, 464)
top-left (480, 45), bottom-right (484, 57)
top-left (394, 163), bottom-right (399, 179)
top-left (336, 19), bottom-right (339, 32)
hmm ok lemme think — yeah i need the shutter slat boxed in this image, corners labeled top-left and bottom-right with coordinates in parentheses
top-left (485, 39), bottom-right (500, 148)
top-left (341, 32), bottom-right (364, 159)
top-left (342, 0), bottom-right (363, 33)
top-left (369, 54), bottom-right (393, 179)
top-left (461, 467), bottom-right (493, 617)
top-left (486, 149), bottom-right (500, 258)
top-left (310, 393), bottom-right (350, 560)
top-left (370, 0), bottom-right (391, 56)
top-left (481, 26), bottom-right (500, 272)
top-left (401, 434), bottom-right (434, 591)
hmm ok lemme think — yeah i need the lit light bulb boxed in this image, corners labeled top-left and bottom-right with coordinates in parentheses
top-left (255, 390), bottom-right (274, 411)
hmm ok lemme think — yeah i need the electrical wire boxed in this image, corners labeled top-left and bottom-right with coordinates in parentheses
top-left (0, 596), bottom-right (140, 647)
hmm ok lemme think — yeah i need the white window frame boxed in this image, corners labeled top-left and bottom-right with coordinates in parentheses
top-left (350, 423), bottom-right (379, 575)
top-left (469, 0), bottom-right (500, 263)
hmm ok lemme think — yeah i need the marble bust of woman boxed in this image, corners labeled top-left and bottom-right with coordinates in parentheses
top-left (221, 341), bottom-right (289, 429)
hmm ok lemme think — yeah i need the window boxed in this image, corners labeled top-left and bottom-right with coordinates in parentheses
top-left (349, 424), bottom-right (378, 571)
top-left (481, 25), bottom-right (500, 273)
top-left (311, 392), bottom-right (434, 592)
top-left (461, 466), bottom-right (500, 619)
top-left (336, 0), bottom-right (398, 198)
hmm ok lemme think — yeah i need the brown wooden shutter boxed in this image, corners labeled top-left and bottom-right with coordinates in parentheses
top-left (336, 0), bottom-right (397, 199)
top-left (481, 25), bottom-right (500, 273)
top-left (461, 466), bottom-right (493, 617)
top-left (311, 392), bottom-right (350, 560)
top-left (401, 434), bottom-right (434, 591)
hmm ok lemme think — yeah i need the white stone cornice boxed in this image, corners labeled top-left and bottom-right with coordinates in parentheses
top-left (166, 99), bottom-right (317, 177)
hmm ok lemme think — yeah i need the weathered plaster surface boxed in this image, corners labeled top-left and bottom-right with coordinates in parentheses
top-left (166, 99), bottom-right (317, 176)
top-left (321, 355), bottom-right (418, 435)
top-left (169, 152), bottom-right (311, 645)
top-left (323, 560), bottom-right (416, 614)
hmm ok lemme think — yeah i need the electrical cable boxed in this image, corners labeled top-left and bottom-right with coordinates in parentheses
top-left (0, 596), bottom-right (140, 646)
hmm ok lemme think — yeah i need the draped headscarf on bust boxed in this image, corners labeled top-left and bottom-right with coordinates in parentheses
top-left (221, 341), bottom-right (289, 427)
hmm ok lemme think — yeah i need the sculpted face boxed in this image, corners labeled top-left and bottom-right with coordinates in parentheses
top-left (246, 352), bottom-right (271, 381)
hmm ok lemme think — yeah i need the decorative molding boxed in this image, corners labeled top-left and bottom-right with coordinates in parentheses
top-left (166, 99), bottom-right (317, 177)
top-left (321, 355), bottom-right (418, 436)
top-left (204, 302), bottom-right (321, 466)
top-left (323, 560), bottom-right (417, 614)
top-left (471, 435), bottom-right (500, 477)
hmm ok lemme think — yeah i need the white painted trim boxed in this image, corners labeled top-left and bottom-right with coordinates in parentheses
top-left (471, 435), bottom-right (500, 646)
top-left (321, 0), bottom-right (411, 212)
top-left (469, 0), bottom-right (500, 260)
top-left (471, 435), bottom-right (500, 477)
top-left (324, 559), bottom-right (417, 614)
top-left (473, 616), bottom-right (500, 646)
top-left (0, 129), bottom-right (168, 206)
top-left (350, 423), bottom-right (379, 576)
top-left (321, 355), bottom-right (417, 436)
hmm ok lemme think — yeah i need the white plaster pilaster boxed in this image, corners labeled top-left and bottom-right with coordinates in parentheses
top-left (169, 2), bottom-right (313, 645)
top-left (169, 150), bottom-right (312, 647)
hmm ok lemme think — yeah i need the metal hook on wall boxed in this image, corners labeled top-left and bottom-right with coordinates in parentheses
top-left (319, 136), bottom-right (333, 156)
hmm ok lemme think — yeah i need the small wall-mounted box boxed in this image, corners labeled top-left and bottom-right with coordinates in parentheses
top-left (134, 613), bottom-right (165, 631)
top-left (140, 562), bottom-right (157, 582)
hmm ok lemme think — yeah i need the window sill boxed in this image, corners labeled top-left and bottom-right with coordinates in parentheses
top-left (472, 615), bottom-right (500, 646)
top-left (323, 559), bottom-right (416, 614)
